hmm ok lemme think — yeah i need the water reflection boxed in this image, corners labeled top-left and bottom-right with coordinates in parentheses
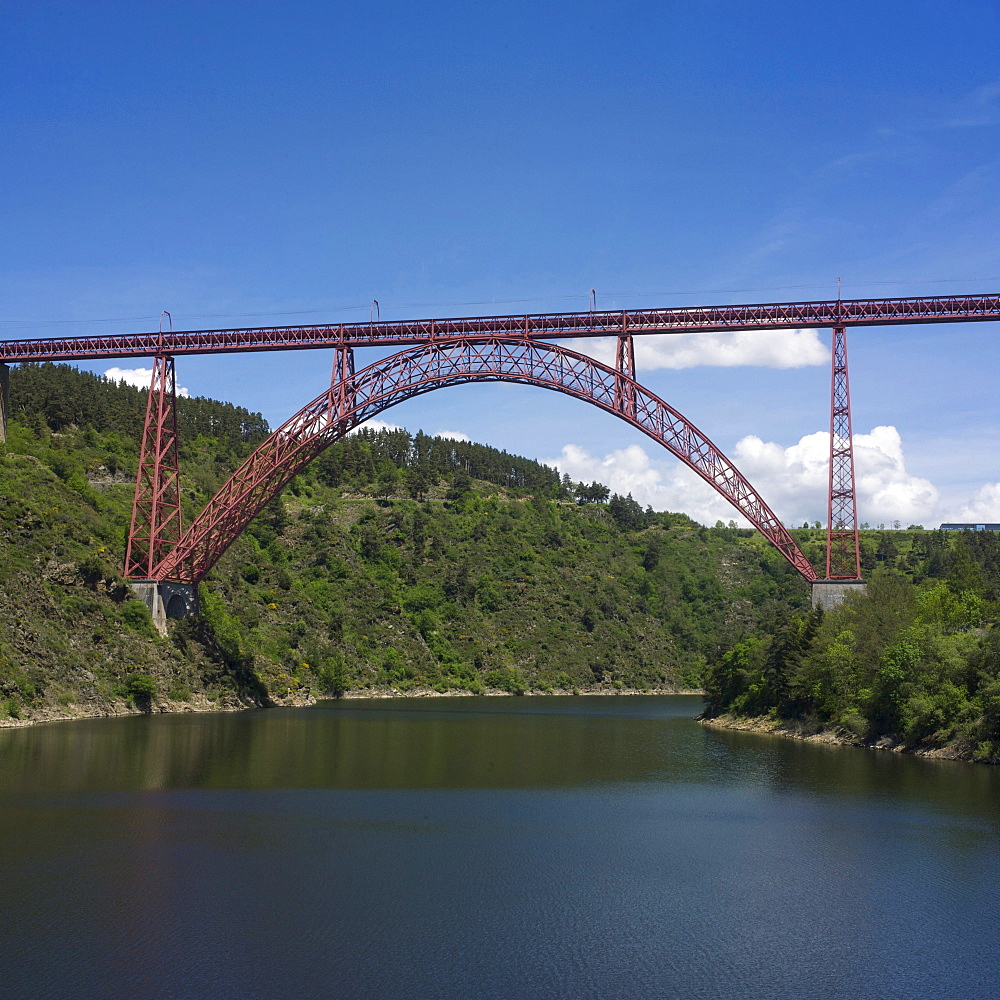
top-left (2, 695), bottom-right (999, 1000)
top-left (702, 723), bottom-right (1000, 821)
top-left (0, 696), bottom-right (704, 793)
top-left (2, 696), bottom-right (998, 819)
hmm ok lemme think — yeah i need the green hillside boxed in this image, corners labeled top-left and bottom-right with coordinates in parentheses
top-left (703, 531), bottom-right (1000, 761)
top-left (5, 362), bottom-right (995, 760)
top-left (0, 362), bottom-right (811, 721)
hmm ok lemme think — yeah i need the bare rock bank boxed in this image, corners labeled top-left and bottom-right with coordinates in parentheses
top-left (2, 685), bottom-right (700, 729)
top-left (699, 713), bottom-right (991, 764)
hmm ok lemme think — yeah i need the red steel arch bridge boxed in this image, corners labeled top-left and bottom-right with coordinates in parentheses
top-left (1, 292), bottom-right (998, 603)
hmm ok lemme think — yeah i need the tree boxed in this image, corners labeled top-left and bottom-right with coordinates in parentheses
top-left (703, 635), bottom-right (769, 715)
top-left (447, 469), bottom-right (473, 500)
top-left (406, 466), bottom-right (433, 500)
top-left (321, 655), bottom-right (349, 698)
top-left (577, 481), bottom-right (610, 504)
top-left (608, 493), bottom-right (644, 530)
top-left (376, 465), bottom-right (400, 499)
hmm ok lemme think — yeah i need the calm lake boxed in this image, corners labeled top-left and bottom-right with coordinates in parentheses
top-left (1, 695), bottom-right (998, 999)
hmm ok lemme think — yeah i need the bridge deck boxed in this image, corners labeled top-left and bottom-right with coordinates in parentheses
top-left (1, 293), bottom-right (998, 362)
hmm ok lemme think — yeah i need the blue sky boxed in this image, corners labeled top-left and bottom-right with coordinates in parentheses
top-left (3, 0), bottom-right (998, 526)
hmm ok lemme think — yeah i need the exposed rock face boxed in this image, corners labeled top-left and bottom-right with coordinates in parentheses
top-left (700, 714), bottom-right (982, 763)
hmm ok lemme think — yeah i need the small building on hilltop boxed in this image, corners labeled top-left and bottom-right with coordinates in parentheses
top-left (939, 523), bottom-right (1000, 531)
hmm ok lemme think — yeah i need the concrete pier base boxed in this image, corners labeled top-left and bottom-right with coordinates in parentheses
top-left (129, 581), bottom-right (199, 635)
top-left (811, 579), bottom-right (867, 610)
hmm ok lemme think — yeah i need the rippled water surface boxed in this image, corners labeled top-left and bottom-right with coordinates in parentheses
top-left (2, 695), bottom-right (998, 999)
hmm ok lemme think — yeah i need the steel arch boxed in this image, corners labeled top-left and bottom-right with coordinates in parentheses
top-left (153, 337), bottom-right (818, 583)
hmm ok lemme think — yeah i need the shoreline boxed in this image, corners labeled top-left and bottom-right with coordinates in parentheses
top-left (0, 690), bottom-right (291, 730)
top-left (0, 685), bottom-right (703, 730)
top-left (337, 685), bottom-right (702, 700)
top-left (10, 692), bottom-right (993, 765)
top-left (699, 713), bottom-right (992, 765)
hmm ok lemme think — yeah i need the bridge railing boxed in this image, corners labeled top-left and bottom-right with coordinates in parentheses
top-left (1, 293), bottom-right (998, 362)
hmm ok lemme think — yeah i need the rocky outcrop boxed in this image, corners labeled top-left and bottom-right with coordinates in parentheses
top-left (700, 713), bottom-right (987, 763)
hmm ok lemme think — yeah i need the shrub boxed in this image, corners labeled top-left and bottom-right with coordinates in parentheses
top-left (319, 655), bottom-right (349, 697)
top-left (476, 575), bottom-right (504, 613)
top-left (485, 667), bottom-right (526, 695)
top-left (123, 673), bottom-right (157, 700)
top-left (77, 553), bottom-right (112, 585)
top-left (120, 599), bottom-right (156, 634)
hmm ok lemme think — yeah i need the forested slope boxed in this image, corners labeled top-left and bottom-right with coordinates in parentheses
top-left (703, 532), bottom-right (1000, 762)
top-left (0, 363), bottom-right (810, 722)
top-left (6, 362), bottom-right (995, 760)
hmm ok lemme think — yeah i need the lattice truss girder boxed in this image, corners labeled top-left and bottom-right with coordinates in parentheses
top-left (615, 334), bottom-right (637, 417)
top-left (151, 337), bottom-right (817, 584)
top-left (4, 293), bottom-right (1000, 362)
top-left (826, 328), bottom-right (862, 579)
top-left (124, 355), bottom-right (183, 578)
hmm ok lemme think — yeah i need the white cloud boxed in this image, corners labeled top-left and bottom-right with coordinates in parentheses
top-left (571, 328), bottom-right (828, 371)
top-left (955, 482), bottom-right (1000, 522)
top-left (350, 423), bottom-right (471, 442)
top-left (104, 366), bottom-right (190, 397)
top-left (732, 425), bottom-right (940, 527)
top-left (543, 442), bottom-right (720, 519)
top-left (546, 442), bottom-right (666, 500)
top-left (350, 418), bottom-right (403, 435)
top-left (545, 424), bottom-right (948, 528)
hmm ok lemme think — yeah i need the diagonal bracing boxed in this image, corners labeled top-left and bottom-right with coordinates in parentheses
top-left (150, 337), bottom-right (818, 584)
top-left (826, 329), bottom-right (862, 579)
top-left (124, 355), bottom-right (184, 579)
